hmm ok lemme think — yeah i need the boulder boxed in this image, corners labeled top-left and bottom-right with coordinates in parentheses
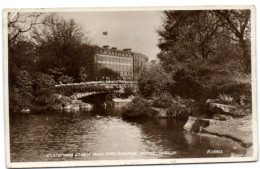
top-left (205, 100), bottom-right (237, 117)
top-left (59, 96), bottom-right (73, 104)
top-left (71, 105), bottom-right (80, 111)
top-left (64, 105), bottom-right (72, 110)
top-left (21, 108), bottom-right (30, 113)
top-left (51, 94), bottom-right (62, 102)
top-left (183, 116), bottom-right (197, 132)
top-left (212, 114), bottom-right (231, 121)
top-left (71, 99), bottom-right (83, 104)
top-left (150, 107), bottom-right (168, 118)
top-left (183, 116), bottom-right (210, 132)
top-left (80, 103), bottom-right (93, 109)
top-left (51, 104), bottom-right (63, 110)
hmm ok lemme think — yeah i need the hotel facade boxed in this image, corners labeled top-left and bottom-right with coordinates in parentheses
top-left (95, 46), bottom-right (148, 80)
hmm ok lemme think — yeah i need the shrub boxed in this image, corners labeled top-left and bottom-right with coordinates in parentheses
top-left (121, 96), bottom-right (158, 120)
top-left (119, 86), bottom-right (135, 98)
top-left (152, 92), bottom-right (174, 108)
top-left (166, 96), bottom-right (201, 118)
top-left (138, 63), bottom-right (175, 99)
top-left (218, 93), bottom-right (235, 105)
top-left (57, 75), bottom-right (74, 84)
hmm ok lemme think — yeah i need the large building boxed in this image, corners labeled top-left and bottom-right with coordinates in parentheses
top-left (95, 46), bottom-right (148, 80)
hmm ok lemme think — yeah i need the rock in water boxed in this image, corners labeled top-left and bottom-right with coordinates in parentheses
top-left (150, 107), bottom-right (168, 118)
top-left (183, 116), bottom-right (198, 132)
top-left (183, 116), bottom-right (210, 132)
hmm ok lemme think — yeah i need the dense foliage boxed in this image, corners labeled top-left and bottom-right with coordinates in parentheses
top-left (121, 97), bottom-right (158, 120)
top-left (95, 68), bottom-right (120, 80)
top-left (156, 10), bottom-right (251, 100)
top-left (8, 13), bottom-right (118, 112)
top-left (137, 10), bottom-right (252, 117)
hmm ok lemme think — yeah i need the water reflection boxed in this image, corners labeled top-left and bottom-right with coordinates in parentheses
top-left (10, 105), bottom-right (246, 162)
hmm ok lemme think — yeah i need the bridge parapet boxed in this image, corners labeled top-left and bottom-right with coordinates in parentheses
top-left (55, 81), bottom-right (138, 99)
top-left (55, 80), bottom-right (137, 88)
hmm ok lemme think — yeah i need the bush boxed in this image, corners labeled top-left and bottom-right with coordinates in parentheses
top-left (121, 96), bottom-right (158, 120)
top-left (119, 86), bottom-right (135, 98)
top-left (217, 93), bottom-right (235, 105)
top-left (95, 67), bottom-right (120, 80)
top-left (166, 96), bottom-right (202, 118)
top-left (152, 92), bottom-right (174, 108)
top-left (57, 75), bottom-right (74, 84)
top-left (138, 63), bottom-right (175, 99)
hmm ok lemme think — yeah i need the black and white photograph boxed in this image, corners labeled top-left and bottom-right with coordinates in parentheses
top-left (3, 6), bottom-right (257, 168)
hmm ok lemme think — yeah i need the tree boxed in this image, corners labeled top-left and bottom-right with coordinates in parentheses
top-left (158, 11), bottom-right (221, 66)
top-left (8, 13), bottom-right (49, 86)
top-left (8, 13), bottom-right (97, 112)
top-left (95, 68), bottom-right (120, 80)
top-left (156, 10), bottom-right (251, 100)
top-left (214, 10), bottom-right (251, 72)
top-left (78, 67), bottom-right (88, 82)
top-left (8, 12), bottom-right (47, 45)
top-left (32, 15), bottom-right (96, 81)
top-left (157, 10), bottom-right (251, 72)
top-left (138, 63), bottom-right (174, 98)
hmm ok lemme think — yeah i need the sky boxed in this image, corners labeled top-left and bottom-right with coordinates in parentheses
top-left (58, 11), bottom-right (163, 61)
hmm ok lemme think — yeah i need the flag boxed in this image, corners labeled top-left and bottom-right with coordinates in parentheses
top-left (103, 32), bottom-right (108, 35)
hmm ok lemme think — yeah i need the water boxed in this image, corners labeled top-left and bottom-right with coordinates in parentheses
top-left (10, 104), bottom-right (246, 162)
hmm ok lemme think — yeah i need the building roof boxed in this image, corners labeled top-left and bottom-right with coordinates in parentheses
top-left (96, 46), bottom-right (148, 59)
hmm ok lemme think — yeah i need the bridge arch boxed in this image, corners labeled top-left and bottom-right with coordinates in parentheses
top-left (55, 80), bottom-right (138, 100)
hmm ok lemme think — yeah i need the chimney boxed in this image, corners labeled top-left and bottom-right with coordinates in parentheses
top-left (103, 45), bottom-right (109, 49)
top-left (123, 48), bottom-right (132, 53)
top-left (111, 47), bottom-right (117, 50)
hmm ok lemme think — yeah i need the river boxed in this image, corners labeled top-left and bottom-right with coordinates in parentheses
top-left (9, 103), bottom-right (247, 162)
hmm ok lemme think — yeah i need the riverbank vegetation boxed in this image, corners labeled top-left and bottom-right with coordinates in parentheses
top-left (123, 10), bottom-right (252, 120)
top-left (8, 13), bottom-right (121, 112)
top-left (156, 10), bottom-right (251, 109)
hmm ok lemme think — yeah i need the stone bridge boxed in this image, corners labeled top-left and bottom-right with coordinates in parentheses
top-left (55, 80), bottom-right (138, 99)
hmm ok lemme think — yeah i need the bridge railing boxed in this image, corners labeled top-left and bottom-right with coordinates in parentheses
top-left (55, 80), bottom-right (137, 88)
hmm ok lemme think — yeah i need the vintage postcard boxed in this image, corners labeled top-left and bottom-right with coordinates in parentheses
top-left (3, 6), bottom-right (257, 168)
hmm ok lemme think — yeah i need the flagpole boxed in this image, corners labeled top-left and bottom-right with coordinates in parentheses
top-left (106, 34), bottom-right (108, 46)
top-left (103, 31), bottom-right (109, 46)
